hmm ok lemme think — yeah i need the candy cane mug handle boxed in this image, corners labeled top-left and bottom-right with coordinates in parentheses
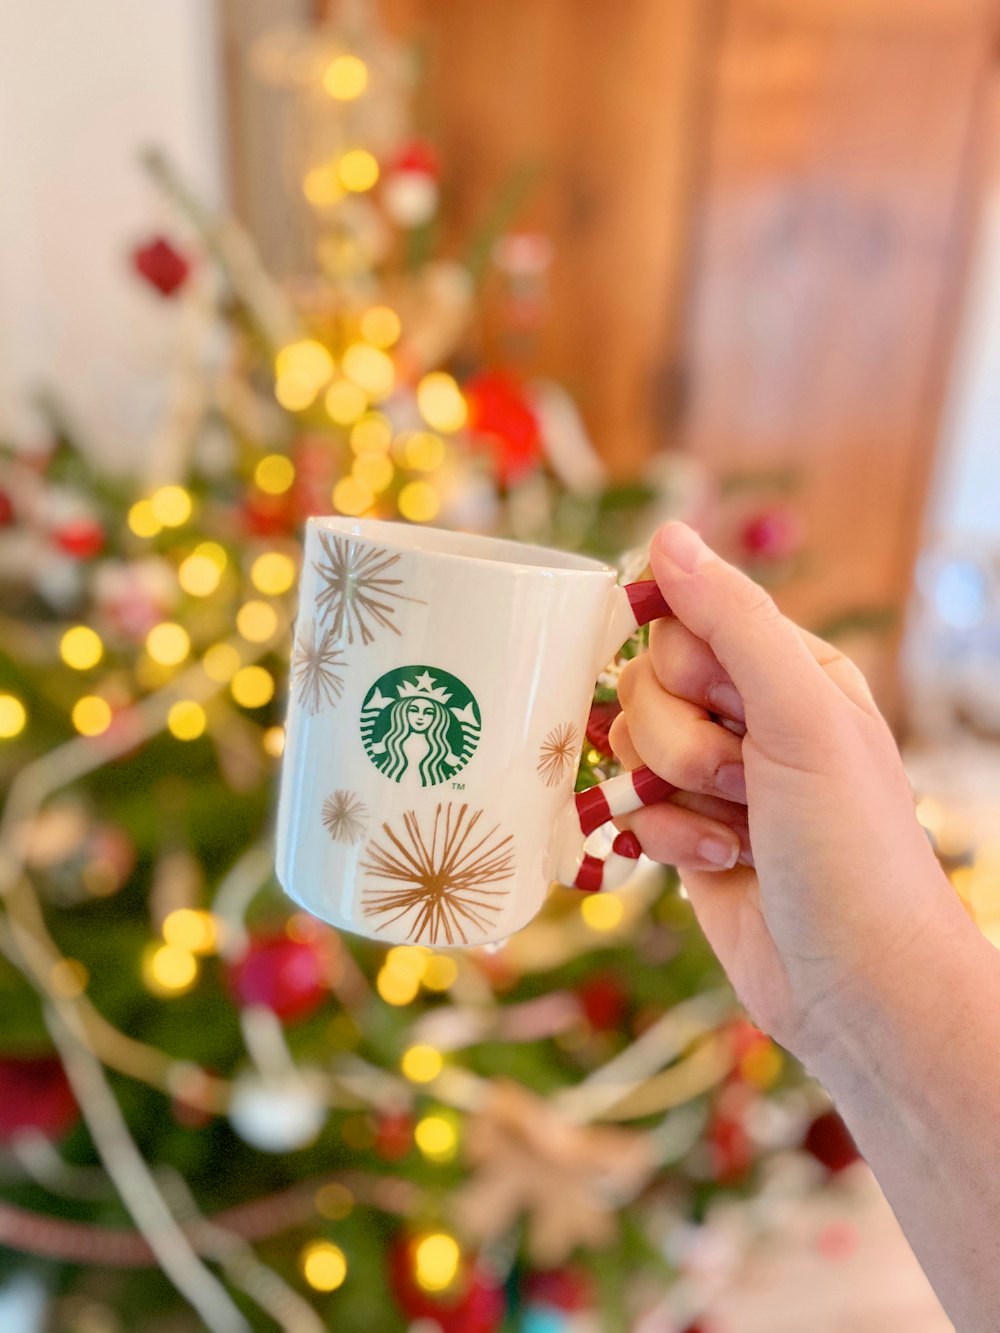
top-left (554, 580), bottom-right (677, 894)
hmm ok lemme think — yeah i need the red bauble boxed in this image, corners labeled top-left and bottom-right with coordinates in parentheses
top-left (132, 236), bottom-right (191, 297)
top-left (585, 700), bottom-right (622, 757)
top-left (389, 1238), bottom-right (505, 1333)
top-left (53, 517), bottom-right (105, 560)
top-left (0, 489), bottom-right (14, 526)
top-left (523, 1266), bottom-right (594, 1312)
top-left (390, 139), bottom-right (442, 180)
top-left (241, 492), bottom-right (294, 539)
top-left (803, 1110), bottom-right (862, 1174)
top-left (577, 973), bottom-right (629, 1032)
top-left (707, 1104), bottom-right (753, 1185)
top-left (225, 931), bottom-right (332, 1022)
top-left (464, 371), bottom-right (543, 487)
top-left (375, 1111), bottom-right (413, 1162)
top-left (0, 1054), bottom-right (78, 1143)
top-left (740, 507), bottom-right (804, 563)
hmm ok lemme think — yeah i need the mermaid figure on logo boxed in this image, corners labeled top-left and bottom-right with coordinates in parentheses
top-left (361, 667), bottom-right (481, 788)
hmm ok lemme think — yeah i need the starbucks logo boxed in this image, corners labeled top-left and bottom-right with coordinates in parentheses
top-left (360, 666), bottom-right (481, 787)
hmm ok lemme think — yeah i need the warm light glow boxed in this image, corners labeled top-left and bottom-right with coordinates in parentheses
top-left (250, 551), bottom-right (296, 596)
top-left (262, 724), bottom-right (285, 757)
top-left (276, 339), bottom-right (334, 388)
top-left (400, 1044), bottom-right (442, 1083)
top-left (352, 452), bottom-right (394, 493)
top-left (338, 148), bottom-right (379, 193)
top-left (255, 454), bottom-right (296, 495)
top-left (301, 1240), bottom-right (348, 1292)
top-left (404, 431), bottom-right (446, 472)
top-left (325, 379), bottom-right (368, 425)
top-left (314, 1182), bottom-right (353, 1220)
top-left (385, 945), bottom-right (428, 980)
top-left (275, 373), bottom-right (319, 412)
top-left (333, 476), bottom-right (374, 517)
top-left (739, 1038), bottom-right (783, 1089)
top-left (72, 696), bottom-right (112, 738)
top-left (415, 1115), bottom-right (458, 1162)
top-left (236, 600), bottom-right (279, 643)
top-left (60, 625), bottom-right (103, 670)
top-left (422, 954), bottom-right (459, 992)
top-left (167, 700), bottom-right (207, 741)
top-left (303, 164), bottom-right (344, 210)
top-left (342, 342), bottom-right (394, 400)
top-left (146, 622), bottom-right (190, 666)
top-left (127, 499), bottom-right (162, 538)
top-left (49, 958), bottom-right (88, 998)
top-left (376, 965), bottom-right (419, 1006)
top-left (231, 666), bottom-right (275, 709)
top-left (323, 53), bottom-right (368, 100)
top-left (163, 908), bottom-right (217, 954)
top-left (202, 643), bottom-right (242, 684)
top-left (580, 892), bottom-right (624, 932)
top-left (150, 485), bottom-right (193, 528)
top-left (351, 413), bottom-right (393, 454)
top-left (413, 1233), bottom-right (460, 1293)
top-left (416, 372), bottom-right (467, 432)
top-left (144, 943), bottom-right (198, 995)
top-left (195, 541), bottom-right (227, 570)
top-left (360, 305), bottom-right (401, 348)
top-left (398, 480), bottom-right (440, 523)
top-left (0, 694), bottom-right (27, 739)
top-left (178, 554), bottom-right (222, 598)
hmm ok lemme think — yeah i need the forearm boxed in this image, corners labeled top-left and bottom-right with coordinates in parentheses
top-left (804, 893), bottom-right (1000, 1333)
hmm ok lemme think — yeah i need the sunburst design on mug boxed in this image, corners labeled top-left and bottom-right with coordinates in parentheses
top-left (360, 803), bottom-right (515, 946)
top-left (312, 532), bottom-right (425, 646)
top-left (537, 722), bottom-right (579, 787)
top-left (322, 789), bottom-right (368, 845)
top-left (291, 619), bottom-right (346, 715)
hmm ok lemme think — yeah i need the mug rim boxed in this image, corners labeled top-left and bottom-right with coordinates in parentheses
top-left (307, 516), bottom-right (618, 578)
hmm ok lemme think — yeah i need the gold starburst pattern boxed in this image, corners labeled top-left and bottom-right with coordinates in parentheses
top-left (537, 722), bottom-right (579, 787)
top-left (312, 532), bottom-right (425, 646)
top-left (361, 803), bottom-right (515, 946)
top-left (322, 790), bottom-right (368, 844)
top-left (291, 619), bottom-right (346, 715)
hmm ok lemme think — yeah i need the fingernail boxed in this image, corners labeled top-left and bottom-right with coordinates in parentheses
top-left (656, 523), bottom-right (713, 575)
top-left (697, 835), bottom-right (739, 869)
top-left (713, 763), bottom-right (747, 802)
top-left (707, 682), bottom-right (745, 723)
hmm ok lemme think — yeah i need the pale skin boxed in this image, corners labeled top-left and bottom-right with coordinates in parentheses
top-left (614, 522), bottom-right (1000, 1333)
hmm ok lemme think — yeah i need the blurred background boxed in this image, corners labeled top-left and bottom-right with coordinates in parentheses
top-left (1, 0), bottom-right (999, 1329)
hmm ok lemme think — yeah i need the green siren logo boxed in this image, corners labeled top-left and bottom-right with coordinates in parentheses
top-left (360, 666), bottom-right (481, 787)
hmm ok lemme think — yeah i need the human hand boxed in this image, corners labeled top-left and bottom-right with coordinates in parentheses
top-left (613, 523), bottom-right (962, 1062)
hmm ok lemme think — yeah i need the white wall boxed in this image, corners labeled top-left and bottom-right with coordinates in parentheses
top-left (0, 0), bottom-right (224, 466)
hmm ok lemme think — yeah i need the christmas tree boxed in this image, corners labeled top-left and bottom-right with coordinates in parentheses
top-left (0, 11), bottom-right (858, 1332)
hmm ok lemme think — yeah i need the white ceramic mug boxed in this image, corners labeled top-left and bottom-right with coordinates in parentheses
top-left (276, 518), bottom-right (674, 947)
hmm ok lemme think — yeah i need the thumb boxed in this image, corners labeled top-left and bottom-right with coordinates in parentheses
top-left (649, 523), bottom-right (834, 734)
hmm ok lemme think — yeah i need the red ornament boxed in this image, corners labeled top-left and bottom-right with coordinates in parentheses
top-left (241, 492), bottom-right (294, 539)
top-left (577, 973), bottom-right (629, 1032)
top-left (585, 700), bottom-right (621, 757)
top-left (390, 139), bottom-right (442, 180)
top-left (463, 371), bottom-right (544, 487)
top-left (0, 489), bottom-right (14, 526)
top-left (740, 507), bottom-right (804, 563)
top-left (225, 930), bottom-right (333, 1022)
top-left (389, 1237), bottom-right (505, 1333)
top-left (803, 1110), bottom-right (862, 1174)
top-left (0, 1054), bottom-right (78, 1143)
top-left (53, 517), bottom-right (105, 560)
top-left (132, 237), bottom-right (191, 298)
top-left (375, 1110), bottom-right (413, 1162)
top-left (523, 1266), bottom-right (594, 1312)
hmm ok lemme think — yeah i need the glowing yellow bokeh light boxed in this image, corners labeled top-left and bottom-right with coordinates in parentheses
top-left (398, 481), bottom-right (440, 524)
top-left (72, 696), bottom-right (112, 738)
top-left (385, 945), bottom-right (428, 981)
top-left (739, 1039), bottom-right (783, 1090)
top-left (323, 53), bottom-right (368, 100)
top-left (60, 625), bottom-right (103, 670)
top-left (414, 1115), bottom-right (458, 1162)
top-left (231, 665), bottom-right (275, 709)
top-left (400, 1044), bottom-right (443, 1083)
top-left (352, 452), bottom-right (394, 493)
top-left (376, 966), bottom-right (419, 1006)
top-left (342, 343), bottom-right (394, 400)
top-left (144, 943), bottom-right (198, 996)
top-left (250, 551), bottom-right (296, 596)
top-left (178, 554), bottom-right (222, 598)
top-left (416, 372), bottom-right (467, 433)
top-left (301, 1240), bottom-right (348, 1292)
top-left (0, 694), bottom-right (27, 739)
top-left (194, 541), bottom-right (227, 570)
top-left (127, 499), bottom-right (162, 538)
top-left (146, 622), bottom-right (191, 666)
top-left (333, 476), bottom-right (375, 517)
top-left (275, 374), bottom-right (319, 412)
top-left (163, 908), bottom-right (217, 955)
top-left (262, 724), bottom-right (285, 757)
top-left (422, 954), bottom-right (459, 992)
top-left (350, 413), bottom-right (393, 454)
top-left (276, 339), bottom-right (334, 388)
top-left (360, 305), bottom-right (401, 348)
top-left (303, 164), bottom-right (344, 210)
top-left (255, 454), bottom-right (296, 495)
top-left (338, 148), bottom-right (379, 193)
top-left (167, 700), bottom-right (207, 741)
top-left (202, 642), bottom-right (242, 683)
top-left (150, 485), bottom-right (193, 528)
top-left (404, 431), bottom-right (446, 472)
top-left (236, 600), bottom-right (278, 644)
top-left (325, 379), bottom-right (368, 425)
top-left (580, 892), bottom-right (624, 932)
top-left (413, 1233), bottom-right (460, 1293)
